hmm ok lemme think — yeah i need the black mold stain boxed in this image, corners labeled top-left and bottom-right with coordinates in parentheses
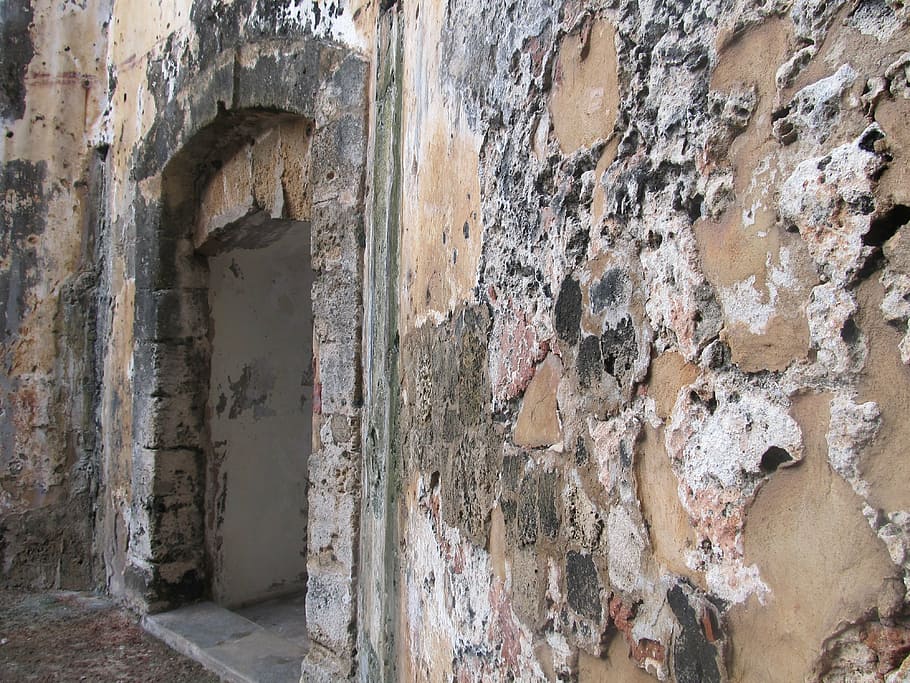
top-left (600, 316), bottom-right (636, 381)
top-left (667, 584), bottom-right (721, 683)
top-left (577, 335), bottom-right (603, 388)
top-left (518, 470), bottom-right (538, 546)
top-left (0, 0), bottom-right (34, 121)
top-left (566, 551), bottom-right (601, 620)
top-left (538, 471), bottom-right (559, 539)
top-left (590, 268), bottom-right (628, 313)
top-left (555, 275), bottom-right (581, 345)
top-left (575, 435), bottom-right (589, 465)
top-left (215, 392), bottom-right (227, 416)
top-left (1, 160), bottom-right (47, 345)
top-left (1, 160), bottom-right (47, 469)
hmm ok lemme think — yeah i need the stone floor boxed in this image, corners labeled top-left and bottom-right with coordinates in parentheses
top-left (142, 593), bottom-right (309, 683)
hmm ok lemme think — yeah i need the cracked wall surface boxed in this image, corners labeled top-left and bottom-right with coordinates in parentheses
top-left (3, 0), bottom-right (910, 681)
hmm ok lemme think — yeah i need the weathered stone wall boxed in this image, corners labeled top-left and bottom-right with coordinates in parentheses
top-left (1, 0), bottom-right (112, 590)
top-left (3, 0), bottom-right (373, 677)
top-left (3, 0), bottom-right (910, 681)
top-left (98, 9), bottom-right (372, 681)
top-left (385, 0), bottom-right (910, 680)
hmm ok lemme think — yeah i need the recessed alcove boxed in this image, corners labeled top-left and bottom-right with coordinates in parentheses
top-left (205, 224), bottom-right (313, 608)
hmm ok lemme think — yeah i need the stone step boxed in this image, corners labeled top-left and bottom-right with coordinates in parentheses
top-left (143, 601), bottom-right (308, 683)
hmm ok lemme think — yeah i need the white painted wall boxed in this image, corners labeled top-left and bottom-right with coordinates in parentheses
top-left (207, 223), bottom-right (314, 607)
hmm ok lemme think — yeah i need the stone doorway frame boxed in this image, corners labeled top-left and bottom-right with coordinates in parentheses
top-left (124, 38), bottom-right (367, 674)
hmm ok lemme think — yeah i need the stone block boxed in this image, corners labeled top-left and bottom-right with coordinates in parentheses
top-left (310, 204), bottom-right (364, 273)
top-left (539, 470), bottom-right (560, 539)
top-left (305, 566), bottom-right (354, 656)
top-left (309, 442), bottom-right (359, 494)
top-left (133, 393), bottom-right (205, 450)
top-left (151, 496), bottom-right (204, 562)
top-left (514, 354), bottom-right (563, 448)
top-left (511, 548), bottom-right (543, 627)
top-left (150, 448), bottom-right (203, 498)
top-left (317, 50), bottom-right (369, 120)
top-left (311, 115), bottom-right (366, 206)
top-left (234, 42), bottom-right (321, 117)
top-left (307, 489), bottom-right (356, 569)
top-left (133, 342), bottom-right (208, 401)
top-left (317, 342), bottom-right (360, 414)
top-left (667, 584), bottom-right (722, 683)
top-left (555, 275), bottom-right (582, 345)
top-left (301, 642), bottom-right (352, 682)
top-left (566, 551), bottom-right (602, 621)
top-left (517, 471), bottom-right (539, 546)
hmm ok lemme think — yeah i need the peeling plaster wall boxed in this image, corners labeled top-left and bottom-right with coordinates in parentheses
top-left (1, 0), bottom-right (112, 590)
top-left (4, 0), bottom-right (910, 681)
top-left (3, 0), bottom-right (371, 677)
top-left (388, 0), bottom-right (910, 681)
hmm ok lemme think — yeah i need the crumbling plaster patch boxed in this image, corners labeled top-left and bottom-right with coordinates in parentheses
top-left (731, 391), bottom-right (898, 681)
top-left (665, 367), bottom-right (803, 604)
top-left (779, 125), bottom-right (890, 287)
top-left (4, 0), bottom-right (910, 680)
top-left (395, 1), bottom-right (910, 680)
top-left (401, 472), bottom-right (547, 682)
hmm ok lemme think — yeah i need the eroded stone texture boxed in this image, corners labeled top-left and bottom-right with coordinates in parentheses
top-left (1, 0), bottom-right (112, 590)
top-left (393, 1), bottom-right (910, 681)
top-left (5, 0), bottom-right (910, 681)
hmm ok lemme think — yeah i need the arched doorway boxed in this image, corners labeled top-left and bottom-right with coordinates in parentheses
top-left (124, 38), bottom-right (368, 679)
top-left (197, 119), bottom-right (314, 608)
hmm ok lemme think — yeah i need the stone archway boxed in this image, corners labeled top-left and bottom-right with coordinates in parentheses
top-left (124, 39), bottom-right (367, 677)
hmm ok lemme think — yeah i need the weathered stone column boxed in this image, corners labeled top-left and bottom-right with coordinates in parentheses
top-left (301, 49), bottom-right (370, 680)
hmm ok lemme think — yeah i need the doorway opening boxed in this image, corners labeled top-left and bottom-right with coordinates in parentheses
top-left (128, 41), bottom-right (368, 680)
top-left (197, 121), bottom-right (315, 610)
top-left (140, 119), bottom-right (318, 679)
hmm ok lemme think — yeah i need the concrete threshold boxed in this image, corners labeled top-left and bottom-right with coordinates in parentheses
top-left (143, 595), bottom-right (308, 683)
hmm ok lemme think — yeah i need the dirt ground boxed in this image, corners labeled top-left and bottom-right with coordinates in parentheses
top-left (0, 589), bottom-right (220, 682)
